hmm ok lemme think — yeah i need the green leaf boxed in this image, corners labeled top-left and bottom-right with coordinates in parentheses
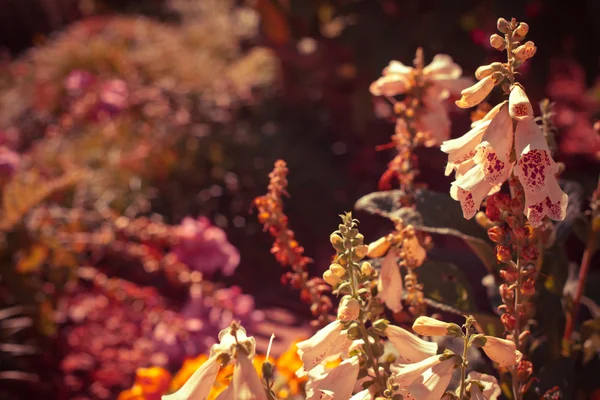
top-left (419, 261), bottom-right (476, 312)
top-left (355, 189), bottom-right (498, 274)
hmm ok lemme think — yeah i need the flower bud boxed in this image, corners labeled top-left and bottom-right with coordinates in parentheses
top-left (490, 34), bottom-right (506, 50)
top-left (487, 226), bottom-right (506, 243)
top-left (346, 323), bottom-right (362, 340)
top-left (360, 261), bottom-right (374, 276)
top-left (515, 22), bottom-right (529, 37)
top-left (323, 270), bottom-right (341, 286)
top-left (373, 319), bottom-right (389, 332)
top-left (501, 312), bottom-right (516, 331)
top-left (337, 296), bottom-right (360, 321)
top-left (497, 18), bottom-right (510, 33)
top-left (367, 236), bottom-right (391, 258)
top-left (329, 263), bottom-right (346, 277)
top-left (455, 75), bottom-right (496, 109)
top-left (496, 245), bottom-right (512, 263)
top-left (353, 244), bottom-right (369, 260)
top-left (412, 316), bottom-right (455, 336)
top-left (513, 41), bottom-right (537, 61)
top-left (330, 233), bottom-right (343, 250)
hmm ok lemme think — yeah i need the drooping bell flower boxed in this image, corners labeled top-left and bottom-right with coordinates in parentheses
top-left (295, 320), bottom-right (353, 377)
top-left (391, 354), bottom-right (461, 399)
top-left (367, 236), bottom-right (391, 258)
top-left (211, 325), bottom-right (256, 359)
top-left (215, 353), bottom-right (268, 400)
top-left (481, 336), bottom-right (521, 367)
top-left (441, 101), bottom-right (506, 176)
top-left (385, 325), bottom-right (438, 363)
top-left (513, 118), bottom-right (568, 227)
top-left (161, 355), bottom-right (220, 400)
top-left (448, 103), bottom-right (514, 219)
top-left (378, 248), bottom-right (403, 313)
top-left (305, 357), bottom-right (360, 400)
top-left (467, 372), bottom-right (502, 400)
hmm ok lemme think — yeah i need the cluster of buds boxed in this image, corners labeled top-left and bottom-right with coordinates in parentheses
top-left (367, 219), bottom-right (430, 318)
top-left (254, 160), bottom-right (333, 326)
top-left (370, 48), bottom-right (468, 191)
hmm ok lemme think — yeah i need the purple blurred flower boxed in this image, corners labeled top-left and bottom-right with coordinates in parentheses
top-left (64, 70), bottom-right (96, 96)
top-left (172, 217), bottom-right (240, 277)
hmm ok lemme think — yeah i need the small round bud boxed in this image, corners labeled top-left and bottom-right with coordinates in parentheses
top-left (330, 233), bottom-right (343, 250)
top-left (490, 34), bottom-right (506, 50)
top-left (261, 361), bottom-right (274, 379)
top-left (373, 319), bottom-right (389, 332)
top-left (515, 22), bottom-right (529, 37)
top-left (497, 18), bottom-right (510, 33)
top-left (337, 296), bottom-right (360, 321)
top-left (323, 270), bottom-right (341, 286)
top-left (496, 245), bottom-right (512, 263)
top-left (360, 261), bottom-right (374, 276)
top-left (346, 322), bottom-right (362, 340)
top-left (329, 263), bottom-right (346, 277)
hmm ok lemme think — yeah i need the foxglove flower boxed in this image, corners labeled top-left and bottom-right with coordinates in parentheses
top-left (162, 355), bottom-right (221, 400)
top-left (305, 357), bottom-right (360, 400)
top-left (391, 354), bottom-right (461, 399)
top-left (467, 372), bottom-right (501, 400)
top-left (512, 100), bottom-right (568, 227)
top-left (295, 320), bottom-right (353, 377)
top-left (445, 103), bottom-right (514, 219)
top-left (370, 54), bottom-right (468, 146)
top-left (385, 325), bottom-right (438, 363)
top-left (215, 353), bottom-right (267, 400)
top-left (378, 248), bottom-right (403, 313)
top-left (481, 336), bottom-right (521, 367)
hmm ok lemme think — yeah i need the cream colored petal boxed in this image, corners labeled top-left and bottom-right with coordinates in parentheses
top-left (369, 75), bottom-right (410, 97)
top-left (383, 60), bottom-right (414, 76)
top-left (296, 320), bottom-right (352, 376)
top-left (350, 389), bottom-right (373, 400)
top-left (482, 336), bottom-right (520, 367)
top-left (378, 248), bottom-right (403, 313)
top-left (305, 357), bottom-right (360, 400)
top-left (397, 357), bottom-right (457, 400)
top-left (468, 372), bottom-right (502, 400)
top-left (418, 100), bottom-right (451, 146)
top-left (455, 75), bottom-right (496, 109)
top-left (524, 177), bottom-right (568, 228)
top-left (386, 324), bottom-right (438, 364)
top-left (162, 356), bottom-right (220, 400)
top-left (412, 316), bottom-right (452, 336)
top-left (452, 178), bottom-right (495, 220)
top-left (390, 354), bottom-right (444, 388)
top-left (218, 355), bottom-right (268, 400)
top-left (514, 119), bottom-right (558, 194)
top-left (424, 54), bottom-right (462, 79)
top-left (508, 84), bottom-right (533, 120)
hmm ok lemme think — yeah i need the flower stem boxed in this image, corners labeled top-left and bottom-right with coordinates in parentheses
top-left (458, 329), bottom-right (470, 400)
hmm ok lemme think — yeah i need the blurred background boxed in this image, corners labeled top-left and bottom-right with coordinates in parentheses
top-left (0, 0), bottom-right (599, 399)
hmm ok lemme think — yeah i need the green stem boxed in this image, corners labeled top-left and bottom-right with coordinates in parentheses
top-left (458, 330), bottom-right (470, 400)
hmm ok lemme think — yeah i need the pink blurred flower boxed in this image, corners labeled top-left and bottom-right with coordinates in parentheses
top-left (172, 217), bottom-right (240, 277)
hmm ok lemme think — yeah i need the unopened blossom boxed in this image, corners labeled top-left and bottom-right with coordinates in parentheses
top-left (305, 357), bottom-right (360, 400)
top-left (513, 41), bottom-right (537, 61)
top-left (161, 355), bottom-right (220, 400)
top-left (455, 74), bottom-right (497, 109)
top-left (337, 296), bottom-right (360, 321)
top-left (295, 320), bottom-right (353, 377)
top-left (467, 372), bottom-right (501, 400)
top-left (412, 316), bottom-right (454, 336)
top-left (481, 336), bottom-right (521, 367)
top-left (390, 354), bottom-right (461, 399)
top-left (378, 248), bottom-right (403, 313)
top-left (215, 353), bottom-right (268, 400)
top-left (385, 325), bottom-right (438, 363)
